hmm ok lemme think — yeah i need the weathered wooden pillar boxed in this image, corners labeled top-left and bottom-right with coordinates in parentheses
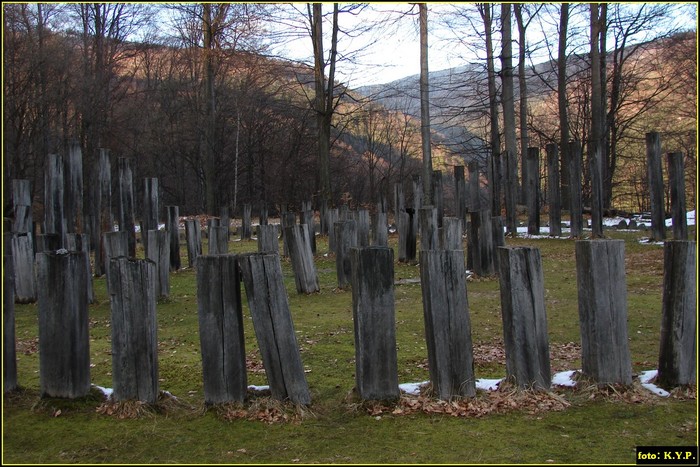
top-left (440, 217), bottom-right (463, 251)
top-left (372, 209), bottom-right (388, 247)
top-left (355, 209), bottom-right (370, 247)
top-left (419, 206), bottom-right (438, 252)
top-left (454, 166), bottom-right (466, 229)
top-left (11, 179), bottom-right (32, 234)
top-left (146, 230), bottom-right (170, 299)
top-left (241, 203), bottom-right (252, 240)
top-left (490, 151), bottom-right (502, 216)
top-left (420, 249), bottom-right (476, 399)
top-left (166, 206), bottom-right (181, 271)
top-left (645, 132), bottom-right (666, 242)
top-left (568, 141), bottom-right (584, 238)
top-left (11, 232), bottom-right (36, 304)
top-left (432, 170), bottom-right (444, 227)
top-left (575, 240), bottom-right (632, 385)
top-left (45, 152), bottom-right (65, 242)
top-left (196, 254), bottom-right (247, 404)
top-left (326, 208), bottom-right (339, 253)
top-left (141, 178), bottom-right (159, 248)
top-left (412, 175), bottom-right (422, 236)
top-left (36, 250), bottom-right (91, 398)
top-left (64, 140), bottom-right (84, 235)
top-left (334, 220), bottom-right (357, 289)
top-left (504, 150), bottom-right (518, 236)
top-left (469, 211), bottom-right (496, 277)
top-left (103, 231), bottom-right (129, 275)
top-left (4, 236), bottom-right (17, 392)
top-left (66, 233), bottom-right (94, 304)
top-left (281, 211), bottom-right (296, 257)
top-left (208, 224), bottom-right (229, 255)
top-left (497, 246), bottom-right (551, 389)
top-left (286, 224), bottom-right (320, 294)
top-left (259, 204), bottom-right (269, 227)
top-left (398, 209), bottom-right (416, 263)
top-left (36, 233), bottom-right (62, 253)
top-left (468, 161), bottom-right (480, 213)
top-left (319, 199), bottom-right (328, 235)
top-left (525, 147), bottom-right (541, 235)
top-left (492, 216), bottom-right (505, 249)
top-left (257, 224), bottom-right (279, 254)
top-left (118, 158), bottom-right (136, 256)
top-left (667, 152), bottom-right (688, 240)
top-left (300, 209), bottom-right (317, 254)
top-left (93, 150), bottom-right (112, 277)
top-left (238, 253), bottom-right (311, 405)
top-left (108, 257), bottom-right (159, 403)
top-left (350, 247), bottom-right (399, 401)
top-left (220, 207), bottom-right (230, 241)
top-left (394, 183), bottom-right (405, 224)
top-left (184, 219), bottom-right (202, 268)
top-left (589, 145), bottom-right (604, 238)
top-left (657, 241), bottom-right (696, 387)
top-left (546, 143), bottom-right (562, 237)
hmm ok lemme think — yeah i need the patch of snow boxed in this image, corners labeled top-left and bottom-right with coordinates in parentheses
top-left (92, 385), bottom-right (113, 398)
top-left (638, 370), bottom-right (670, 397)
top-left (248, 384), bottom-right (270, 392)
top-left (552, 370), bottom-right (578, 387)
top-left (475, 378), bottom-right (503, 391)
top-left (399, 381), bottom-right (429, 395)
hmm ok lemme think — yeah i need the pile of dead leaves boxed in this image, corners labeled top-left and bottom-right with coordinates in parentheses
top-left (95, 391), bottom-right (189, 419)
top-left (355, 383), bottom-right (571, 419)
top-left (216, 397), bottom-right (313, 425)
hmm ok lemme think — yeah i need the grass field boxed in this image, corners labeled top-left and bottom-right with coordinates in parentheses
top-left (3, 224), bottom-right (697, 464)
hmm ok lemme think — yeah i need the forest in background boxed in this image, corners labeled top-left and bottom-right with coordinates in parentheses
top-left (3, 3), bottom-right (696, 222)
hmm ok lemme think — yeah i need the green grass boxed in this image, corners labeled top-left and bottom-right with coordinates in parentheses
top-left (3, 226), bottom-right (697, 464)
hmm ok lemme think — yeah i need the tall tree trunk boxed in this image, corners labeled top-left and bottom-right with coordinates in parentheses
top-left (203, 3), bottom-right (218, 214)
top-left (514, 4), bottom-right (529, 205)
top-left (501, 3), bottom-right (518, 235)
top-left (419, 3), bottom-right (433, 205)
top-left (558, 3), bottom-right (570, 209)
top-left (481, 4), bottom-right (502, 215)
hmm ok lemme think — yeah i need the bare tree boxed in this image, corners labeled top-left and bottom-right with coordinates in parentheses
top-left (419, 3), bottom-right (433, 205)
top-left (501, 3), bottom-right (518, 235)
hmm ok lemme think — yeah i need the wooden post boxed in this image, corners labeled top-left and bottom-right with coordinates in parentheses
top-left (285, 224), bottom-right (320, 294)
top-left (45, 152), bottom-right (65, 242)
top-left (432, 170), bottom-right (444, 227)
top-left (419, 206), bottom-right (438, 252)
top-left (326, 208), bottom-right (339, 253)
top-left (142, 178), bottom-right (159, 248)
top-left (220, 207), bottom-right (230, 241)
top-left (469, 211), bottom-right (496, 277)
top-left (334, 220), bottom-right (357, 289)
top-left (398, 209), bottom-right (417, 263)
top-left (525, 147), bottom-right (540, 235)
top-left (103, 230), bottom-right (129, 284)
top-left (257, 224), bottom-right (279, 254)
top-left (196, 254), bottom-right (247, 403)
top-left (490, 151), bottom-right (502, 216)
top-left (238, 253), bottom-right (311, 405)
top-left (420, 249), bottom-right (476, 399)
top-left (355, 209), bottom-right (370, 247)
top-left (36, 250), bottom-right (91, 398)
top-left (166, 206), bottom-right (181, 271)
top-left (645, 132), bottom-right (666, 241)
top-left (394, 183), bottom-right (405, 224)
top-left (108, 257), bottom-right (159, 403)
top-left (350, 247), bottom-right (399, 401)
top-left (281, 211), bottom-right (296, 257)
top-left (241, 203), bottom-right (252, 240)
top-left (259, 204), bottom-right (269, 227)
top-left (504, 150), bottom-right (518, 236)
top-left (497, 246), bottom-right (551, 389)
top-left (440, 217), bottom-right (463, 251)
top-left (66, 233), bottom-right (94, 304)
top-left (454, 166), bottom-right (466, 229)
top-left (568, 141), bottom-right (584, 238)
top-left (575, 240), bottom-right (632, 385)
top-left (4, 236), bottom-right (18, 391)
top-left (208, 225), bottom-right (229, 255)
top-left (468, 161), bottom-right (480, 213)
top-left (11, 233), bottom-right (36, 304)
top-left (372, 209), bottom-right (388, 247)
top-left (412, 175), bottom-right (422, 236)
top-left (546, 143), bottom-right (562, 237)
top-left (118, 158), bottom-right (136, 256)
top-left (300, 209), bottom-right (317, 254)
top-left (657, 241), bottom-right (696, 387)
top-left (11, 179), bottom-right (32, 234)
top-left (64, 141), bottom-right (84, 235)
top-left (319, 199), bottom-right (328, 235)
top-left (93, 150), bottom-right (112, 277)
top-left (36, 233), bottom-right (62, 253)
top-left (667, 152), bottom-right (688, 240)
top-left (590, 145), bottom-right (604, 238)
top-left (184, 219), bottom-right (202, 268)
top-left (146, 229), bottom-right (170, 299)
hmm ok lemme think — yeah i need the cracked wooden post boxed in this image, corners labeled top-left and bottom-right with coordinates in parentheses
top-left (11, 232), bottom-right (36, 304)
top-left (575, 240), bottom-right (632, 385)
top-left (355, 209), bottom-right (370, 247)
top-left (93, 149), bottom-right (112, 278)
top-left (103, 231), bottom-right (129, 291)
top-left (350, 246), bottom-right (399, 401)
top-left (166, 206), bottom-right (181, 271)
top-left (141, 177), bottom-right (159, 249)
top-left (454, 165), bottom-right (466, 229)
top-left (667, 152), bottom-right (688, 240)
top-left (208, 223), bottom-right (228, 255)
top-left (646, 132), bottom-right (666, 242)
top-left (118, 158), bottom-right (137, 256)
top-left (568, 141), bottom-right (584, 238)
top-left (546, 143), bottom-right (562, 237)
top-left (440, 217), bottom-right (463, 251)
top-left (419, 206), bottom-right (438, 252)
top-left (4, 234), bottom-right (17, 392)
top-left (657, 241), bottom-right (696, 387)
top-left (300, 208), bottom-right (317, 254)
top-left (525, 147), bottom-right (541, 235)
top-left (372, 208), bottom-right (388, 247)
top-left (238, 253), bottom-right (311, 405)
top-left (241, 203), bottom-right (252, 240)
top-left (37, 250), bottom-right (91, 398)
top-left (184, 219), bottom-right (202, 268)
top-left (420, 249), bottom-right (476, 399)
top-left (146, 229), bottom-right (170, 299)
top-left (66, 233), bottom-right (94, 304)
top-left (257, 224), bottom-right (279, 254)
top-left (197, 254), bottom-right (247, 404)
top-left (108, 257), bottom-right (159, 403)
top-left (285, 224), bottom-right (320, 294)
top-left (334, 219), bottom-right (357, 289)
top-left (497, 246), bottom-right (551, 390)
